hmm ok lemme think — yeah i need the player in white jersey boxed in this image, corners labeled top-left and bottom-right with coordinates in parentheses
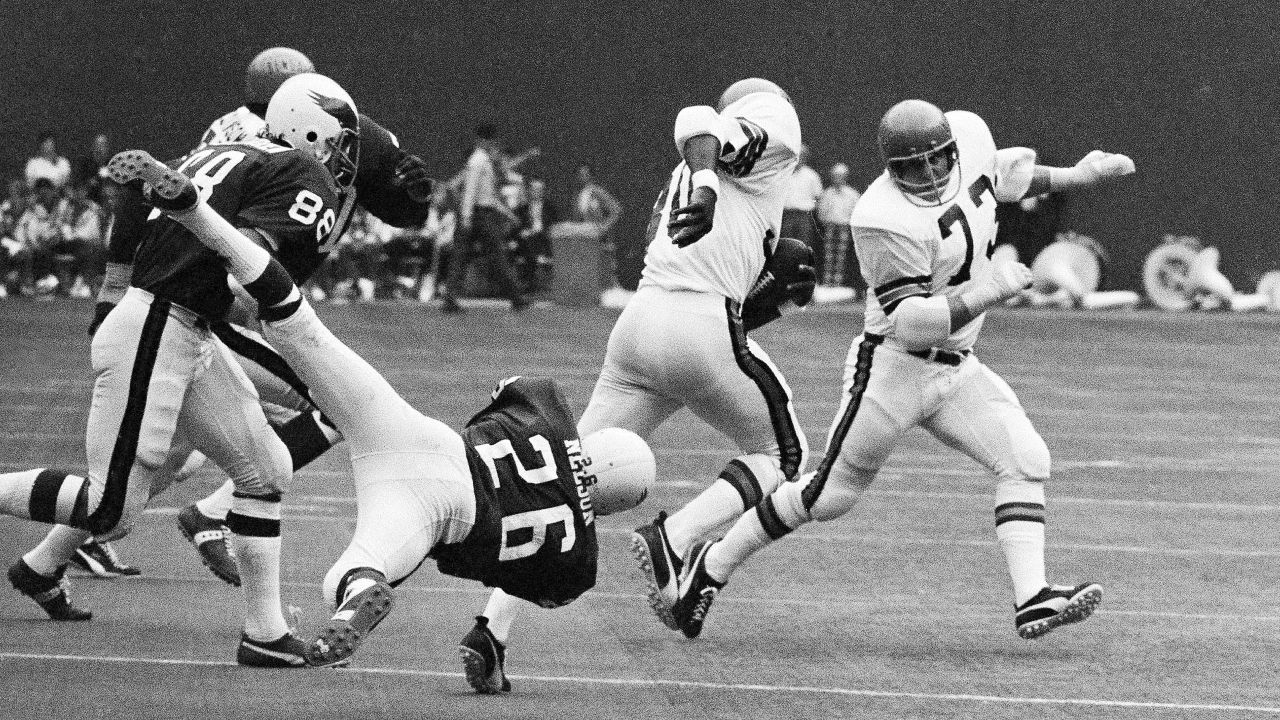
top-left (666, 99), bottom-right (1137, 641)
top-left (452, 78), bottom-right (815, 693)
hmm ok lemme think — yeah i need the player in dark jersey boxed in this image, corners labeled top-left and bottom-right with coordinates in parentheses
top-left (105, 150), bottom-right (655, 668)
top-left (80, 47), bottom-right (439, 587)
top-left (0, 73), bottom-right (359, 668)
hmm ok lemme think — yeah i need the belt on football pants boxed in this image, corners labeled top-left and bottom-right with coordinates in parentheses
top-left (863, 332), bottom-right (969, 367)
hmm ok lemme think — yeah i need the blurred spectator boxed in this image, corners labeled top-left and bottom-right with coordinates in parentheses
top-left (417, 184), bottom-right (459, 301)
top-left (573, 163), bottom-right (623, 292)
top-left (17, 179), bottom-right (69, 295)
top-left (319, 207), bottom-right (390, 304)
top-left (58, 184), bottom-right (105, 296)
top-left (0, 180), bottom-right (32, 297)
top-left (25, 132), bottom-right (72, 189)
top-left (815, 162), bottom-right (862, 297)
top-left (781, 144), bottom-right (823, 254)
top-left (72, 132), bottom-right (119, 205)
top-left (515, 178), bottom-right (559, 294)
top-left (439, 123), bottom-right (528, 313)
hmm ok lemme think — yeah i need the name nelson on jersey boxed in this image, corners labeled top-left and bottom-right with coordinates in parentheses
top-left (565, 438), bottom-right (596, 527)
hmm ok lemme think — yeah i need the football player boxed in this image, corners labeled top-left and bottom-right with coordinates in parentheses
top-left (105, 151), bottom-right (655, 668)
top-left (451, 77), bottom-right (817, 693)
top-left (82, 47), bottom-right (437, 585)
top-left (666, 99), bottom-right (1136, 641)
top-left (0, 74), bottom-right (359, 668)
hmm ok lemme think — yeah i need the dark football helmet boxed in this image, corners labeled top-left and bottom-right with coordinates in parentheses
top-left (878, 99), bottom-right (959, 205)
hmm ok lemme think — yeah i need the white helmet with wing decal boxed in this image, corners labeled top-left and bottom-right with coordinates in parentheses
top-left (266, 72), bottom-right (360, 189)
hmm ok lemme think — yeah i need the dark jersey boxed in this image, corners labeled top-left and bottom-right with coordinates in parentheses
top-left (431, 377), bottom-right (599, 608)
top-left (129, 137), bottom-right (339, 319)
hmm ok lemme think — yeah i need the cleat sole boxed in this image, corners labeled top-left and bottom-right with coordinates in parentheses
top-left (459, 646), bottom-right (507, 694)
top-left (630, 534), bottom-right (678, 630)
top-left (306, 584), bottom-right (394, 667)
top-left (1018, 586), bottom-right (1103, 640)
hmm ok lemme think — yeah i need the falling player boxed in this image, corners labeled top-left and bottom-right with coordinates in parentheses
top-left (454, 77), bottom-right (816, 693)
top-left (668, 99), bottom-right (1136, 641)
top-left (107, 149), bottom-right (655, 669)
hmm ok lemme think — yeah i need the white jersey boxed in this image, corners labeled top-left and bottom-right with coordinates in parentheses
top-left (852, 111), bottom-right (1035, 351)
top-left (202, 106), bottom-right (266, 145)
top-left (639, 92), bottom-right (802, 303)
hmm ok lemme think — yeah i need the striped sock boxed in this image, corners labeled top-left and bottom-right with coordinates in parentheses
top-left (0, 469), bottom-right (92, 528)
top-left (704, 483), bottom-right (808, 583)
top-left (995, 479), bottom-right (1048, 606)
top-left (228, 493), bottom-right (288, 640)
top-left (665, 456), bottom-right (778, 558)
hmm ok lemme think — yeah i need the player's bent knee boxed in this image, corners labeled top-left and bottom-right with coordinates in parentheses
top-left (720, 454), bottom-right (785, 509)
top-left (1009, 438), bottom-right (1051, 483)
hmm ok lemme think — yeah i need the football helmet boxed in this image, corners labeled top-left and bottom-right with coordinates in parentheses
top-left (717, 77), bottom-right (790, 112)
top-left (244, 47), bottom-right (315, 108)
top-left (266, 73), bottom-right (360, 188)
top-left (878, 99), bottom-right (959, 205)
top-left (580, 428), bottom-right (655, 516)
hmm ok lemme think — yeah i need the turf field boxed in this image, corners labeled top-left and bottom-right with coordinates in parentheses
top-left (2, 298), bottom-right (1278, 719)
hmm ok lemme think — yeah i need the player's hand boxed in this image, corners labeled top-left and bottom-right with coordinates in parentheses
top-left (88, 301), bottom-right (115, 336)
top-left (669, 186), bottom-right (717, 248)
top-left (1075, 150), bottom-right (1136, 181)
top-left (989, 261), bottom-right (1034, 300)
top-left (392, 153), bottom-right (436, 203)
top-left (785, 264), bottom-right (817, 307)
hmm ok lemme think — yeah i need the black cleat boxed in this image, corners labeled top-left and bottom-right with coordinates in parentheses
top-left (458, 616), bottom-right (512, 694)
top-left (69, 540), bottom-right (141, 578)
top-left (306, 578), bottom-right (395, 667)
top-left (630, 511), bottom-right (683, 630)
top-left (8, 560), bottom-right (92, 621)
top-left (177, 504), bottom-right (241, 587)
top-left (671, 541), bottom-right (725, 639)
top-left (1015, 582), bottom-right (1104, 639)
top-left (236, 631), bottom-right (313, 667)
top-left (106, 150), bottom-right (198, 212)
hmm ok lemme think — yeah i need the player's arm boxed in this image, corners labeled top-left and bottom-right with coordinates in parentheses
top-left (357, 114), bottom-right (434, 227)
top-left (1004, 147), bottom-right (1136, 199)
top-left (668, 105), bottom-right (736, 247)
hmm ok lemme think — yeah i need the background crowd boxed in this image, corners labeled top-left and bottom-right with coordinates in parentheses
top-left (0, 127), bottom-right (885, 308)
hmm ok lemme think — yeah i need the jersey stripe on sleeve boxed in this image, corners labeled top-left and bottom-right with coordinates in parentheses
top-left (874, 274), bottom-right (933, 315)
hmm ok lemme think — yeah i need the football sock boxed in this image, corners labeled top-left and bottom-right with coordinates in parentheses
top-left (0, 468), bottom-right (92, 527)
top-left (25, 525), bottom-right (93, 576)
top-left (227, 493), bottom-right (288, 640)
top-left (704, 487), bottom-right (805, 583)
top-left (994, 478), bottom-right (1048, 606)
top-left (665, 455), bottom-right (779, 559)
top-left (194, 480), bottom-right (235, 521)
top-left (482, 589), bottom-right (523, 643)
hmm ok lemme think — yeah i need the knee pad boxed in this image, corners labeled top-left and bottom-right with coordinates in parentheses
top-left (1001, 436), bottom-right (1050, 483)
top-left (801, 459), bottom-right (876, 522)
top-left (719, 454), bottom-right (785, 510)
top-left (227, 439), bottom-right (293, 497)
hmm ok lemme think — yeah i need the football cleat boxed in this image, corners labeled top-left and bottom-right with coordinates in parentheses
top-left (69, 539), bottom-right (141, 578)
top-left (630, 512), bottom-right (683, 630)
top-left (177, 504), bottom-right (241, 587)
top-left (105, 150), bottom-right (198, 212)
top-left (236, 631), bottom-right (313, 668)
top-left (458, 616), bottom-right (512, 694)
top-left (306, 578), bottom-right (395, 667)
top-left (671, 541), bottom-right (725, 639)
top-left (7, 560), bottom-right (92, 621)
top-left (1015, 582), bottom-right (1104, 639)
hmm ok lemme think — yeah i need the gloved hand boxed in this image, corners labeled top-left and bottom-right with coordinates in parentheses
top-left (669, 186), bottom-right (717, 248)
top-left (392, 153), bottom-right (436, 203)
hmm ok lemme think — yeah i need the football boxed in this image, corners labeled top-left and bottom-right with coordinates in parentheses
top-left (747, 237), bottom-right (816, 308)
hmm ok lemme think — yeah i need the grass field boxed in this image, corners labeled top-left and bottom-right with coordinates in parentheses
top-left (2, 297), bottom-right (1279, 720)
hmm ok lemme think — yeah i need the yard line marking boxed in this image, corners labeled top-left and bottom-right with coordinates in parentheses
top-left (0, 652), bottom-right (1275, 714)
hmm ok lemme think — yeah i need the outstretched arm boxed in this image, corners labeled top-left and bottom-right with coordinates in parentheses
top-left (1023, 150), bottom-right (1136, 198)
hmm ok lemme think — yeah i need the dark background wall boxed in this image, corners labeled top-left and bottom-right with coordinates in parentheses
top-left (2, 0), bottom-right (1275, 290)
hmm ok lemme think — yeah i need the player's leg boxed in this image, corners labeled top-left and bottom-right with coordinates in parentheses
top-left (308, 413), bottom-right (474, 667)
top-left (664, 333), bottom-right (807, 557)
top-left (923, 359), bottom-right (1102, 639)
